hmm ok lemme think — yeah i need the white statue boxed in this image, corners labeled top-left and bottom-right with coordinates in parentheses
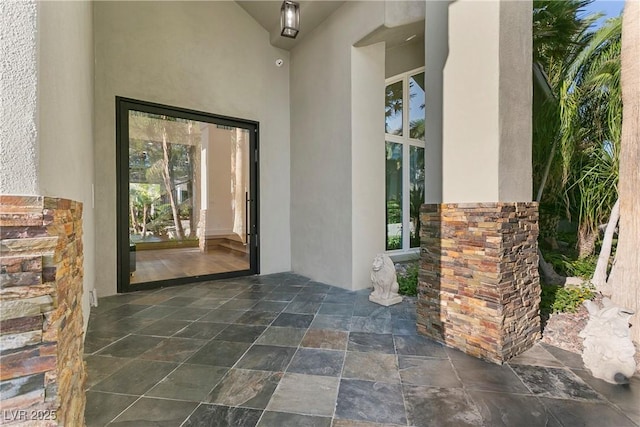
top-left (579, 297), bottom-right (637, 384)
top-left (369, 254), bottom-right (403, 306)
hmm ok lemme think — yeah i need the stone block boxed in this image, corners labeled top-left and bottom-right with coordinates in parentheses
top-left (0, 330), bottom-right (43, 351)
top-left (0, 373), bottom-right (45, 401)
top-left (0, 344), bottom-right (57, 381)
top-left (0, 196), bottom-right (86, 426)
top-left (417, 202), bottom-right (540, 364)
top-left (0, 315), bottom-right (43, 335)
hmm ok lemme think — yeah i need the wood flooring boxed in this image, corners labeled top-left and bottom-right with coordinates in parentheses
top-left (130, 247), bottom-right (250, 285)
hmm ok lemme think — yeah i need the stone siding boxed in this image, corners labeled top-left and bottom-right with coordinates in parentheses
top-left (0, 196), bottom-right (86, 426)
top-left (417, 202), bottom-right (540, 364)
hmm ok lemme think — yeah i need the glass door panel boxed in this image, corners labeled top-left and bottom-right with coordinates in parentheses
top-left (386, 141), bottom-right (403, 250)
top-left (118, 99), bottom-right (258, 291)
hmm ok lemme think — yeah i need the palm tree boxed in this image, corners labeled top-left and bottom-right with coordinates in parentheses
top-left (534, 1), bottom-right (622, 261)
top-left (561, 17), bottom-right (622, 258)
top-left (131, 112), bottom-right (193, 240)
top-left (130, 183), bottom-right (159, 238)
top-left (532, 0), bottom-right (599, 282)
top-left (608, 0), bottom-right (640, 344)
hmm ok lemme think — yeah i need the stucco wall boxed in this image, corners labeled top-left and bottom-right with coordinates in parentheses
top-left (351, 43), bottom-right (386, 290)
top-left (385, 36), bottom-right (424, 79)
top-left (38, 1), bottom-right (95, 329)
top-left (440, 0), bottom-right (532, 203)
top-left (423, 1), bottom-right (449, 204)
top-left (0, 0), bottom-right (39, 195)
top-left (442, 0), bottom-right (501, 202)
top-left (0, 1), bottom-right (95, 330)
top-left (290, 1), bottom-right (386, 289)
top-left (94, 1), bottom-right (291, 296)
top-left (498, 0), bottom-right (533, 201)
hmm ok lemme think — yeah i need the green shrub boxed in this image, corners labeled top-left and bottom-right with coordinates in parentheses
top-left (397, 262), bottom-right (419, 296)
top-left (564, 256), bottom-right (597, 278)
top-left (540, 283), bottom-right (595, 315)
top-left (540, 250), bottom-right (596, 279)
top-left (386, 235), bottom-right (402, 250)
top-left (386, 199), bottom-right (402, 223)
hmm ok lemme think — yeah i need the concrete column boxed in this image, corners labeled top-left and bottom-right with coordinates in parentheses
top-left (440, 0), bottom-right (532, 203)
top-left (423, 1), bottom-right (449, 204)
top-left (418, 0), bottom-right (538, 364)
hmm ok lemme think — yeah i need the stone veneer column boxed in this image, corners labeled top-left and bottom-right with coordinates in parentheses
top-left (417, 202), bottom-right (540, 364)
top-left (0, 196), bottom-right (86, 426)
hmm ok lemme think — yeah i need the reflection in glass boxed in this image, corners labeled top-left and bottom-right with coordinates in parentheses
top-left (128, 111), bottom-right (199, 244)
top-left (409, 72), bottom-right (425, 141)
top-left (410, 146), bottom-right (425, 248)
top-left (385, 80), bottom-right (403, 136)
top-left (386, 142), bottom-right (403, 250)
top-left (127, 111), bottom-right (250, 285)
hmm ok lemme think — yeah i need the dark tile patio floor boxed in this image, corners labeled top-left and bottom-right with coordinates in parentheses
top-left (84, 273), bottom-right (640, 427)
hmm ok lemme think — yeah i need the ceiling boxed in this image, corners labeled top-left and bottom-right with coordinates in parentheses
top-left (236, 1), bottom-right (425, 51)
top-left (236, 1), bottom-right (346, 50)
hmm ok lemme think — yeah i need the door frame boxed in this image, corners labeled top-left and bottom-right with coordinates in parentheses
top-left (116, 97), bottom-right (260, 292)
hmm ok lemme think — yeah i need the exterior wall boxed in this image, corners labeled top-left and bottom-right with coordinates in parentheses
top-left (423, 1), bottom-right (448, 204)
top-left (94, 1), bottom-right (291, 296)
top-left (290, 1), bottom-right (427, 289)
top-left (442, 0), bottom-right (501, 202)
top-left (0, 196), bottom-right (86, 426)
top-left (0, 1), bottom-right (95, 331)
top-left (38, 0), bottom-right (95, 331)
top-left (417, 203), bottom-right (540, 363)
top-left (385, 36), bottom-right (425, 79)
top-left (498, 0), bottom-right (534, 201)
top-left (384, 1), bottom-right (425, 27)
top-left (351, 43), bottom-right (386, 290)
top-left (0, 0), bottom-right (39, 195)
top-left (290, 1), bottom-right (385, 289)
top-left (440, 0), bottom-right (532, 203)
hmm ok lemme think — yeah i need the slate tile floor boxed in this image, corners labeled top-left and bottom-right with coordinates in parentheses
top-left (84, 273), bottom-right (640, 427)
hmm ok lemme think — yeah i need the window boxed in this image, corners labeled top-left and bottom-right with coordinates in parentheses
top-left (385, 68), bottom-right (425, 251)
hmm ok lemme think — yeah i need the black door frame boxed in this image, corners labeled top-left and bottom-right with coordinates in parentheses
top-left (116, 97), bottom-right (260, 293)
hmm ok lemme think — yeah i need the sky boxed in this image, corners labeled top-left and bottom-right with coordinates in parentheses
top-left (582, 0), bottom-right (625, 27)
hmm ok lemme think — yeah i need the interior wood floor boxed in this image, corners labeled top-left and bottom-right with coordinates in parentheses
top-left (130, 247), bottom-right (249, 285)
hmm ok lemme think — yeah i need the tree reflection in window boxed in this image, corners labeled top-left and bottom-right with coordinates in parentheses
top-left (384, 68), bottom-right (426, 252)
top-left (385, 80), bottom-right (403, 136)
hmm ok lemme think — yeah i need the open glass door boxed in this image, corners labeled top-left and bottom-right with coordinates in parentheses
top-left (116, 98), bottom-right (258, 292)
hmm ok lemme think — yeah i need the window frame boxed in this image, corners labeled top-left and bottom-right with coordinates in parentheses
top-left (385, 66), bottom-right (426, 255)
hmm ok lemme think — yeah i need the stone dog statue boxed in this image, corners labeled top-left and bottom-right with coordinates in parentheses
top-left (579, 297), bottom-right (637, 384)
top-left (369, 254), bottom-right (402, 306)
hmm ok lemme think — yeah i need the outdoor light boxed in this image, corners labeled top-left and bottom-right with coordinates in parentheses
top-left (280, 0), bottom-right (300, 39)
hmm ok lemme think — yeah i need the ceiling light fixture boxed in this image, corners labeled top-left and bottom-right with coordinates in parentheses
top-left (280, 0), bottom-right (300, 39)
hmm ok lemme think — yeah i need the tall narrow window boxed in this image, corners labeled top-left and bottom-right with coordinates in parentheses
top-left (385, 68), bottom-right (425, 252)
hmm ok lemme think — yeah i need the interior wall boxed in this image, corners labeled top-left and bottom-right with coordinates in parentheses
top-left (94, 1), bottom-right (291, 296)
top-left (38, 1), bottom-right (95, 330)
top-left (204, 126), bottom-right (249, 238)
top-left (207, 126), bottom-right (235, 236)
top-left (290, 1), bottom-right (385, 289)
